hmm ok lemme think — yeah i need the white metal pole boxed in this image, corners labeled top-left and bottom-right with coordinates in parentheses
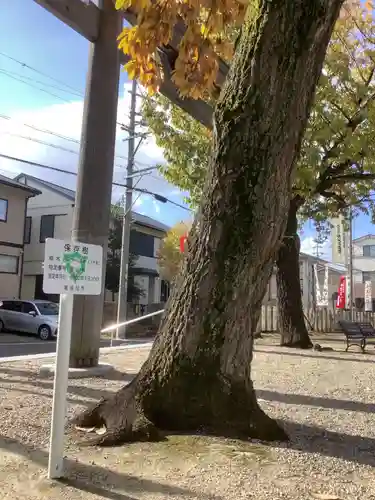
top-left (116, 79), bottom-right (137, 339)
top-left (48, 293), bottom-right (74, 480)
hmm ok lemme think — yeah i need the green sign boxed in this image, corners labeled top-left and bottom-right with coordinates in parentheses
top-left (62, 251), bottom-right (88, 282)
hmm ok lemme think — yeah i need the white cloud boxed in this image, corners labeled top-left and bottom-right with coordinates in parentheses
top-left (301, 236), bottom-right (332, 260)
top-left (0, 82), bottom-right (188, 223)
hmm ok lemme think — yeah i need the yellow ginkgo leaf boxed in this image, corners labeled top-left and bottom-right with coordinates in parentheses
top-left (115, 0), bottom-right (132, 10)
top-left (124, 59), bottom-right (138, 80)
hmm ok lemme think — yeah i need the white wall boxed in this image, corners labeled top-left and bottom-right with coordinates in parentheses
top-left (21, 178), bottom-right (74, 277)
top-left (20, 178), bottom-right (165, 303)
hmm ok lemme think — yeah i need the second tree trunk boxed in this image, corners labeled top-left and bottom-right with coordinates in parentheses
top-left (276, 197), bottom-right (313, 349)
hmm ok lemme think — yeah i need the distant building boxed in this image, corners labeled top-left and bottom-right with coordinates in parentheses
top-left (331, 214), bottom-right (375, 309)
top-left (0, 174), bottom-right (40, 299)
top-left (14, 173), bottom-right (170, 304)
top-left (265, 251), bottom-right (345, 310)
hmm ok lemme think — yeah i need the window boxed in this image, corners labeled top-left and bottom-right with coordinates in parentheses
top-left (363, 271), bottom-right (375, 283)
top-left (40, 215), bottom-right (55, 243)
top-left (160, 280), bottom-right (170, 302)
top-left (129, 231), bottom-right (155, 258)
top-left (35, 301), bottom-right (59, 316)
top-left (363, 245), bottom-right (375, 257)
top-left (0, 254), bottom-right (19, 274)
top-left (0, 198), bottom-right (8, 222)
top-left (0, 300), bottom-right (21, 312)
top-left (24, 216), bottom-right (32, 244)
top-left (21, 302), bottom-right (37, 315)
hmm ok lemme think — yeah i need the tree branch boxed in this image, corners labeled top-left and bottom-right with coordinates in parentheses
top-left (320, 190), bottom-right (347, 208)
top-left (326, 172), bottom-right (375, 184)
top-left (319, 69), bottom-right (375, 167)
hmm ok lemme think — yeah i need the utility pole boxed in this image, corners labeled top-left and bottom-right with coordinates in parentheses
top-left (348, 206), bottom-right (354, 320)
top-left (116, 79), bottom-right (137, 338)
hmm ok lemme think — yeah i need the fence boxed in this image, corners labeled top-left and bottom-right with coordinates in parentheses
top-left (260, 305), bottom-right (375, 333)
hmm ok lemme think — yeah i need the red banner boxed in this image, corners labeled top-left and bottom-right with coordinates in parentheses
top-left (336, 276), bottom-right (346, 309)
top-left (180, 235), bottom-right (188, 253)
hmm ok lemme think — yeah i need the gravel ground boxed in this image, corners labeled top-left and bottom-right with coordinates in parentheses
top-left (0, 336), bottom-right (375, 499)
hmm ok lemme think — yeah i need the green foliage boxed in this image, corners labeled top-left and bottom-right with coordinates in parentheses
top-left (106, 204), bottom-right (144, 301)
top-left (157, 221), bottom-right (192, 282)
top-left (142, 3), bottom-right (375, 221)
top-left (142, 95), bottom-right (209, 209)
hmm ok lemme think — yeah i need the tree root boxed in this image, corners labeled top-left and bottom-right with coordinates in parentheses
top-left (280, 340), bottom-right (313, 349)
top-left (71, 382), bottom-right (288, 446)
top-left (280, 333), bottom-right (313, 349)
top-left (71, 381), bottom-right (164, 446)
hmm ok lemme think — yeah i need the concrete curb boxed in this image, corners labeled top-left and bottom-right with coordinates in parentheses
top-left (39, 362), bottom-right (116, 379)
top-left (0, 341), bottom-right (153, 364)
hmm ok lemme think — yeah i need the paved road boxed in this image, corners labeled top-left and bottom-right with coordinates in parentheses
top-left (0, 333), bottom-right (150, 359)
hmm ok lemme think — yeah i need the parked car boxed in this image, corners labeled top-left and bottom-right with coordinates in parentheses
top-left (0, 299), bottom-right (58, 340)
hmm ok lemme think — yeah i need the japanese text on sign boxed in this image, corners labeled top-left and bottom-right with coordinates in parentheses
top-left (43, 239), bottom-right (103, 295)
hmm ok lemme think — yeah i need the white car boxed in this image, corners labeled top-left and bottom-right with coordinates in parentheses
top-left (0, 299), bottom-right (58, 341)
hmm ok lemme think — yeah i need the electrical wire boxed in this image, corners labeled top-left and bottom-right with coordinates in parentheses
top-left (0, 116), bottom-right (159, 170)
top-left (0, 113), bottom-right (81, 144)
top-left (0, 51), bottom-right (130, 129)
top-left (0, 152), bottom-right (157, 181)
top-left (0, 51), bottom-right (83, 95)
top-left (0, 153), bottom-right (192, 212)
top-left (0, 68), bottom-right (74, 104)
top-left (0, 68), bottom-right (83, 97)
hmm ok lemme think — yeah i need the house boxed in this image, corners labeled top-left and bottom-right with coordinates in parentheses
top-left (331, 215), bottom-right (375, 308)
top-left (0, 174), bottom-right (40, 299)
top-left (14, 173), bottom-right (170, 304)
top-left (265, 251), bottom-right (347, 310)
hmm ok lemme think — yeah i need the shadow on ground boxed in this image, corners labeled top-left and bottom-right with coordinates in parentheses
top-left (254, 348), bottom-right (375, 364)
top-left (0, 368), bottom-right (135, 405)
top-left (257, 389), bottom-right (375, 413)
top-left (0, 434), bottom-right (215, 500)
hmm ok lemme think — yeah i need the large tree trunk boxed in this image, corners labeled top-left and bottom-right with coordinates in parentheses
top-left (277, 197), bottom-right (313, 349)
top-left (73, 0), bottom-right (343, 445)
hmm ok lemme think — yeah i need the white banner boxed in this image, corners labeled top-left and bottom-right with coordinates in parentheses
top-left (365, 280), bottom-right (372, 312)
top-left (320, 264), bottom-right (329, 307)
top-left (314, 264), bottom-right (329, 307)
top-left (330, 215), bottom-right (347, 265)
top-left (313, 264), bottom-right (321, 305)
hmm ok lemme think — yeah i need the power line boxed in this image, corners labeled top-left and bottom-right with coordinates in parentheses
top-left (0, 113), bottom-right (81, 144)
top-left (0, 51), bottom-right (82, 95)
top-left (0, 68), bottom-right (82, 98)
top-left (0, 52), bottom-right (130, 129)
top-left (0, 153), bottom-right (191, 212)
top-left (0, 68), bottom-right (74, 104)
top-left (0, 153), bottom-right (157, 181)
top-left (0, 115), bottom-right (158, 169)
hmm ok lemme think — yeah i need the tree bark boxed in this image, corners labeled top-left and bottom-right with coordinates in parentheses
top-left (277, 197), bottom-right (313, 348)
top-left (73, 0), bottom-right (343, 445)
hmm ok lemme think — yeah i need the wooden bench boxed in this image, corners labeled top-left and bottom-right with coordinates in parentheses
top-left (338, 320), bottom-right (366, 352)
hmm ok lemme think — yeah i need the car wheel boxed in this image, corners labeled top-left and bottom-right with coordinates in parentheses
top-left (38, 325), bottom-right (51, 341)
top-left (0, 319), bottom-right (4, 333)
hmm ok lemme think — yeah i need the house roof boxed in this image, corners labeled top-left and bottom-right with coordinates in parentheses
top-left (300, 251), bottom-right (361, 273)
top-left (14, 173), bottom-right (75, 200)
top-left (14, 173), bottom-right (170, 233)
top-left (0, 173), bottom-right (41, 197)
top-left (353, 234), bottom-right (375, 243)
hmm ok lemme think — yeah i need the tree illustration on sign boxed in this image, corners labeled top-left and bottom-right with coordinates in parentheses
top-left (63, 250), bottom-right (88, 283)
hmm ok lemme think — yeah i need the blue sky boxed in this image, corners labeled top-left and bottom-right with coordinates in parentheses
top-left (0, 0), bottom-right (374, 258)
top-left (0, 0), bottom-right (191, 228)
